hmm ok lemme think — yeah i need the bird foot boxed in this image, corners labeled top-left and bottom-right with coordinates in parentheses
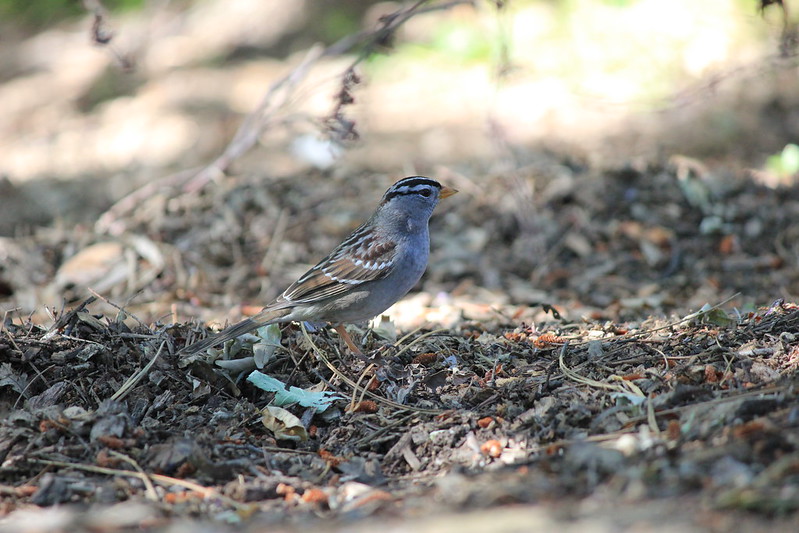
top-left (333, 324), bottom-right (365, 357)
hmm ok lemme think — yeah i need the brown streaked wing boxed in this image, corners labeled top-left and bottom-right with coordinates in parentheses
top-left (279, 237), bottom-right (397, 304)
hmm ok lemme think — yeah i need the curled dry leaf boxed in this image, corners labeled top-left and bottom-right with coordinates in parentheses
top-left (412, 352), bottom-right (438, 365)
top-left (533, 333), bottom-right (565, 348)
top-left (260, 406), bottom-right (308, 442)
top-left (54, 237), bottom-right (165, 298)
top-left (348, 400), bottom-right (378, 414)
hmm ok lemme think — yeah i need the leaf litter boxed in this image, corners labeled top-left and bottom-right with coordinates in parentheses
top-left (3, 131), bottom-right (799, 532)
top-left (2, 289), bottom-right (799, 530)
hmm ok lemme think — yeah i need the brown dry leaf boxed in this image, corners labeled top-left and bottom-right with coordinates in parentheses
top-left (55, 241), bottom-right (127, 290)
top-left (54, 237), bottom-right (165, 297)
top-left (260, 405), bottom-right (308, 441)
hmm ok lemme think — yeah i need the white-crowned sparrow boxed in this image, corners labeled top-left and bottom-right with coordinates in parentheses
top-left (181, 176), bottom-right (457, 356)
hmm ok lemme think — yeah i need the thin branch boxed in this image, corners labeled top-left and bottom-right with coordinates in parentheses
top-left (94, 0), bottom-right (475, 235)
top-left (82, 0), bottom-right (134, 70)
top-left (299, 323), bottom-right (443, 415)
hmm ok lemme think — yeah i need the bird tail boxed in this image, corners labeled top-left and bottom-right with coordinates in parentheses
top-left (178, 307), bottom-right (291, 357)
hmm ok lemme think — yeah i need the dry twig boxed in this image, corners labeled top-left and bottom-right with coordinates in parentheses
top-left (95, 0), bottom-right (474, 235)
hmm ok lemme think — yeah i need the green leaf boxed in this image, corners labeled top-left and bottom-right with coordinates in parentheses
top-left (694, 303), bottom-right (735, 327)
top-left (780, 143), bottom-right (799, 175)
top-left (253, 324), bottom-right (282, 368)
top-left (247, 371), bottom-right (343, 413)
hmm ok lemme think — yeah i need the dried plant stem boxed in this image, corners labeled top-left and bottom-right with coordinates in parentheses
top-left (110, 341), bottom-right (164, 402)
top-left (34, 459), bottom-right (254, 511)
top-left (95, 1), bottom-right (474, 236)
top-left (107, 450), bottom-right (158, 501)
top-left (300, 323), bottom-right (442, 415)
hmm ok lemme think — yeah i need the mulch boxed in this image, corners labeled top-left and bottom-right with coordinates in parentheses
top-left (1, 296), bottom-right (798, 530)
top-left (2, 159), bottom-right (799, 531)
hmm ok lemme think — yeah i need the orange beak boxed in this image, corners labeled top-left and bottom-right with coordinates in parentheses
top-left (439, 185), bottom-right (458, 199)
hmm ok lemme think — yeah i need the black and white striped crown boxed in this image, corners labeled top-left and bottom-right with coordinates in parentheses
top-left (381, 176), bottom-right (442, 204)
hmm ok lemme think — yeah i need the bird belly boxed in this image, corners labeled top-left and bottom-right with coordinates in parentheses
top-left (306, 248), bottom-right (428, 324)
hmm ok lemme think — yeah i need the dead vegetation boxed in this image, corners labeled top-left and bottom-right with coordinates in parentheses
top-left (3, 82), bottom-right (799, 531)
top-left (2, 286), bottom-right (799, 530)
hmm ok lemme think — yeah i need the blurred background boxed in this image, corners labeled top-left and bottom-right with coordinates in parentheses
top-left (1, 0), bottom-right (798, 327)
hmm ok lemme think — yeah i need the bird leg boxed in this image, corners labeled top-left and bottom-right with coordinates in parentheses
top-left (333, 324), bottom-right (364, 356)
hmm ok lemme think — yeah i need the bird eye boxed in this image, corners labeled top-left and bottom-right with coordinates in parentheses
top-left (419, 188), bottom-right (432, 197)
